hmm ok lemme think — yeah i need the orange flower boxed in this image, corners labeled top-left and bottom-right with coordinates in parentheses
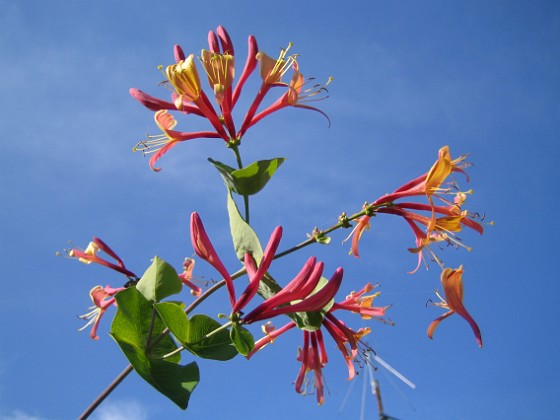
top-left (345, 215), bottom-right (371, 258)
top-left (427, 266), bottom-right (482, 347)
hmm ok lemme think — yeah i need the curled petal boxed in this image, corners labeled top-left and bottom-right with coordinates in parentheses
top-left (428, 267), bottom-right (482, 347)
top-left (427, 310), bottom-right (455, 341)
top-left (350, 216), bottom-right (371, 258)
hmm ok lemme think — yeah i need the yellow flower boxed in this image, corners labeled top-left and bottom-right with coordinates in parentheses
top-left (165, 54), bottom-right (201, 108)
top-left (200, 50), bottom-right (235, 105)
top-left (256, 43), bottom-right (296, 85)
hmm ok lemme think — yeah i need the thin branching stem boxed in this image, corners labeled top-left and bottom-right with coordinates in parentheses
top-left (230, 144), bottom-right (250, 223)
top-left (78, 365), bottom-right (134, 420)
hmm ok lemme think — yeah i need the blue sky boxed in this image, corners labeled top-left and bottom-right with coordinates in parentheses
top-left (1, 1), bottom-right (559, 419)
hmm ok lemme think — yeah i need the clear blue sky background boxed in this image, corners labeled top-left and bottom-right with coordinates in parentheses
top-left (1, 1), bottom-right (559, 419)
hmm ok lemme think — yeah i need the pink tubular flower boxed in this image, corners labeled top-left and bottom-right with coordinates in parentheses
top-left (372, 146), bottom-right (469, 207)
top-left (133, 110), bottom-right (222, 171)
top-left (190, 212), bottom-right (284, 313)
top-left (79, 285), bottom-right (125, 340)
top-left (69, 237), bottom-right (137, 279)
top-left (247, 282), bottom-right (389, 404)
top-left (295, 330), bottom-right (326, 405)
top-left (242, 265), bottom-right (344, 324)
top-left (238, 45), bottom-right (331, 138)
top-left (129, 88), bottom-right (179, 112)
top-left (190, 212), bottom-right (346, 326)
top-left (231, 227), bottom-right (283, 314)
top-left (428, 266), bottom-right (482, 347)
top-left (331, 282), bottom-right (388, 319)
top-left (232, 34), bottom-right (258, 106)
top-left (247, 61), bottom-right (332, 129)
top-left (190, 212), bottom-right (236, 307)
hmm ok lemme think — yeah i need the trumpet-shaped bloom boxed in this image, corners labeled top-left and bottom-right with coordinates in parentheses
top-left (190, 212), bottom-right (237, 306)
top-left (295, 330), bottom-right (326, 405)
top-left (79, 285), bottom-right (125, 340)
top-left (133, 110), bottom-right (222, 171)
top-left (69, 237), bottom-right (137, 279)
top-left (427, 266), bottom-right (482, 347)
top-left (247, 61), bottom-right (332, 128)
top-left (165, 54), bottom-right (202, 106)
top-left (257, 43), bottom-right (296, 85)
top-left (200, 49), bottom-right (235, 105)
top-left (374, 146), bottom-right (469, 205)
top-left (331, 283), bottom-right (389, 319)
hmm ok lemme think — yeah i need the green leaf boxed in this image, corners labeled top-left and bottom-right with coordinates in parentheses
top-left (227, 191), bottom-right (263, 262)
top-left (231, 158), bottom-right (286, 195)
top-left (154, 301), bottom-right (190, 343)
top-left (155, 303), bottom-right (237, 361)
top-left (207, 158), bottom-right (237, 191)
top-left (291, 310), bottom-right (326, 331)
top-left (184, 314), bottom-right (238, 361)
top-left (136, 256), bottom-right (182, 303)
top-left (110, 288), bottom-right (199, 409)
top-left (209, 157), bottom-right (285, 196)
top-left (230, 324), bottom-right (254, 356)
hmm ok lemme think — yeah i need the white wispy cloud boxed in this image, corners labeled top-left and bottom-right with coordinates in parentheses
top-left (89, 399), bottom-right (148, 420)
top-left (0, 409), bottom-right (44, 420)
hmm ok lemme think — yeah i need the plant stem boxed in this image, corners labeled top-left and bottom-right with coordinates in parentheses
top-left (78, 364), bottom-right (133, 420)
top-left (274, 202), bottom-right (389, 259)
top-left (230, 144), bottom-right (250, 223)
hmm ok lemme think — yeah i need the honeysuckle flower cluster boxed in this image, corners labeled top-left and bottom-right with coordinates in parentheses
top-left (66, 25), bottom-right (489, 416)
top-left (68, 237), bottom-right (202, 338)
top-left (131, 25), bottom-right (331, 171)
top-left (190, 212), bottom-right (344, 323)
top-left (348, 146), bottom-right (484, 272)
top-left (246, 282), bottom-right (389, 404)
